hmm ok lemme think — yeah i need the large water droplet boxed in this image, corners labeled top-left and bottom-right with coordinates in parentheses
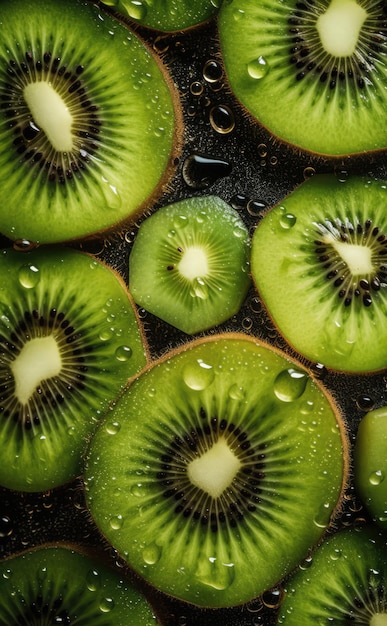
top-left (115, 345), bottom-right (133, 361)
top-left (203, 59), bottom-right (223, 83)
top-left (196, 558), bottom-right (235, 591)
top-left (109, 515), bottom-right (124, 530)
top-left (279, 212), bottom-right (297, 229)
top-left (369, 470), bottom-right (385, 486)
top-left (209, 105), bottom-right (235, 134)
top-left (247, 56), bottom-right (269, 80)
top-left (143, 542), bottom-right (162, 565)
top-left (121, 0), bottom-right (147, 20)
top-left (99, 597), bottom-right (115, 613)
top-left (106, 421), bottom-right (121, 436)
top-left (18, 264), bottom-right (40, 288)
top-left (87, 569), bottom-right (101, 592)
top-left (191, 277), bottom-right (209, 299)
top-left (182, 153), bottom-right (232, 189)
top-left (183, 359), bottom-right (215, 391)
top-left (274, 368), bottom-right (308, 402)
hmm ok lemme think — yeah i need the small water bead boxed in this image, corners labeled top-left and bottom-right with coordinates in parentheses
top-left (106, 421), bottom-right (121, 435)
top-left (121, 0), bottom-right (147, 20)
top-left (356, 395), bottom-right (375, 411)
top-left (190, 81), bottom-right (204, 96)
top-left (87, 569), bottom-right (101, 592)
top-left (279, 209), bottom-right (297, 230)
top-left (262, 588), bottom-right (284, 609)
top-left (257, 143), bottom-right (267, 157)
top-left (2, 569), bottom-right (12, 580)
top-left (335, 168), bottom-right (349, 183)
top-left (303, 166), bottom-right (316, 179)
top-left (191, 277), bottom-right (209, 299)
top-left (249, 296), bottom-right (262, 314)
top-left (313, 502), bottom-right (331, 528)
top-left (109, 515), bottom-right (124, 530)
top-left (187, 104), bottom-right (196, 117)
top-left (369, 470), bottom-right (385, 486)
top-left (143, 543), bottom-right (162, 565)
top-left (130, 483), bottom-right (145, 497)
top-left (229, 383), bottom-right (245, 401)
top-left (115, 345), bottom-right (133, 361)
top-left (99, 329), bottom-right (113, 341)
top-left (209, 105), bottom-right (235, 134)
top-left (269, 155), bottom-right (278, 166)
top-left (13, 239), bottom-right (37, 252)
top-left (247, 56), bottom-right (269, 80)
top-left (298, 554), bottom-right (313, 570)
top-left (99, 597), bottom-right (115, 613)
top-left (0, 516), bottom-right (13, 537)
top-left (247, 199), bottom-right (267, 217)
top-left (203, 60), bottom-right (223, 83)
top-left (18, 264), bottom-right (40, 288)
top-left (183, 358), bottom-right (215, 391)
top-left (274, 368), bottom-right (308, 402)
top-left (233, 7), bottom-right (245, 20)
top-left (242, 317), bottom-right (253, 330)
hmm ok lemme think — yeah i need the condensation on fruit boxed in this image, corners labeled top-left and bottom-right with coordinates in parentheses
top-left (279, 211), bottom-right (297, 230)
top-left (99, 176), bottom-right (122, 210)
top-left (183, 359), bottom-right (215, 391)
top-left (99, 597), bottom-right (115, 613)
top-left (105, 421), bottom-right (121, 435)
top-left (86, 568), bottom-right (102, 592)
top-left (313, 501), bottom-right (332, 529)
top-left (228, 383), bottom-right (245, 401)
top-left (247, 56), bottom-right (269, 80)
top-left (121, 0), bottom-right (147, 20)
top-left (262, 588), bottom-right (284, 609)
top-left (196, 557), bottom-right (235, 591)
top-left (0, 516), bottom-right (13, 538)
top-left (115, 345), bottom-right (133, 361)
top-left (273, 368), bottom-right (308, 402)
top-left (109, 515), bottom-right (124, 530)
top-left (209, 105), bottom-right (235, 134)
top-left (369, 470), bottom-right (385, 486)
top-left (203, 60), bottom-right (223, 84)
top-left (18, 263), bottom-right (40, 289)
top-left (142, 542), bottom-right (162, 565)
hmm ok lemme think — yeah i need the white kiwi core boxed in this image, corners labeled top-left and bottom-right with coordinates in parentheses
top-left (187, 438), bottom-right (241, 498)
top-left (178, 246), bottom-right (209, 281)
top-left (370, 614), bottom-right (387, 626)
top-left (11, 336), bottom-right (62, 404)
top-left (331, 240), bottom-right (373, 275)
top-left (317, 0), bottom-right (367, 57)
top-left (23, 81), bottom-right (74, 151)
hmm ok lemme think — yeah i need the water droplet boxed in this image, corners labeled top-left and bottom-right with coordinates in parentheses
top-left (203, 60), bottom-right (223, 83)
top-left (191, 277), bottom-right (209, 299)
top-left (233, 7), bottom-right (245, 20)
top-left (190, 81), bottom-right (204, 96)
top-left (279, 213), bottom-right (297, 229)
top-left (99, 329), bottom-right (113, 341)
top-left (270, 155), bottom-right (278, 166)
top-left (182, 153), bottom-right (232, 189)
top-left (356, 395), bottom-right (375, 411)
top-left (2, 568), bottom-right (12, 580)
top-left (153, 36), bottom-right (169, 54)
top-left (247, 56), bottom-right (269, 80)
top-left (87, 569), bottom-right (101, 592)
top-left (303, 166), bottom-right (316, 179)
top-left (330, 548), bottom-right (343, 561)
top-left (247, 199), bottom-right (266, 216)
top-left (299, 555), bottom-right (313, 570)
top-left (143, 543), bottom-right (162, 565)
top-left (13, 239), bottom-right (37, 252)
top-left (130, 483), bottom-right (145, 497)
top-left (209, 105), bottom-right (235, 134)
top-left (18, 264), bottom-right (40, 288)
top-left (99, 597), bottom-right (115, 613)
top-left (274, 368), bottom-right (308, 402)
top-left (257, 143), bottom-right (267, 157)
top-left (229, 384), bottom-right (245, 401)
top-left (99, 176), bottom-right (122, 210)
top-left (106, 421), bottom-right (121, 435)
top-left (242, 317), bottom-right (253, 330)
top-left (109, 515), bottom-right (124, 530)
top-left (262, 588), bottom-right (284, 609)
top-left (0, 516), bottom-right (13, 538)
top-left (313, 502), bottom-right (331, 528)
top-left (121, 0), bottom-right (147, 20)
top-left (183, 359), bottom-right (215, 391)
top-left (369, 470), bottom-right (385, 486)
top-left (115, 345), bottom-right (133, 361)
top-left (335, 168), bottom-right (349, 183)
top-left (196, 559), bottom-right (235, 590)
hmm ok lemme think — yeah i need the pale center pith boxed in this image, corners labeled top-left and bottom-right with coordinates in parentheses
top-left (178, 246), bottom-right (209, 281)
top-left (10, 336), bottom-right (62, 404)
top-left (23, 81), bottom-right (74, 152)
top-left (187, 437), bottom-right (241, 498)
top-left (317, 0), bottom-right (367, 57)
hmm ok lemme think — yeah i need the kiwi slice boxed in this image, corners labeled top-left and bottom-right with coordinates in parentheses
top-left (278, 527), bottom-right (387, 624)
top-left (129, 196), bottom-right (251, 334)
top-left (85, 334), bottom-right (347, 608)
top-left (218, 0), bottom-right (387, 156)
top-left (355, 406), bottom-right (387, 529)
top-left (0, 0), bottom-right (177, 244)
top-left (101, 0), bottom-right (221, 32)
top-left (0, 544), bottom-right (157, 625)
top-left (251, 174), bottom-right (387, 373)
top-left (0, 246), bottom-right (147, 492)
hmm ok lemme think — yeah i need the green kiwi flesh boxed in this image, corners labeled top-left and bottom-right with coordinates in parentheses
top-left (101, 0), bottom-right (221, 32)
top-left (0, 545), bottom-right (156, 625)
top-left (218, 0), bottom-right (387, 156)
top-left (251, 175), bottom-right (387, 373)
top-left (278, 527), bottom-right (387, 624)
top-left (0, 247), bottom-right (147, 492)
top-left (0, 0), bottom-right (176, 243)
top-left (355, 406), bottom-right (387, 529)
top-left (129, 196), bottom-right (251, 334)
top-left (85, 334), bottom-right (347, 608)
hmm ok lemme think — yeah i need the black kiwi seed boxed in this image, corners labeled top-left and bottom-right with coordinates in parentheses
top-left (313, 217), bottom-right (387, 307)
top-left (1, 52), bottom-right (101, 184)
top-left (157, 410), bottom-right (266, 531)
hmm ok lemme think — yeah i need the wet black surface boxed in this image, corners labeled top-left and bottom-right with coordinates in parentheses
top-left (1, 4), bottom-right (387, 625)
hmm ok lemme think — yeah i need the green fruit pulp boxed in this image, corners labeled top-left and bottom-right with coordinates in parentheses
top-left (251, 175), bottom-right (387, 373)
top-left (129, 196), bottom-right (251, 334)
top-left (278, 527), bottom-right (387, 624)
top-left (104, 0), bottom-right (221, 31)
top-left (0, 546), bottom-right (156, 625)
top-left (218, 0), bottom-right (387, 155)
top-left (0, 0), bottom-right (176, 243)
top-left (0, 247), bottom-right (147, 492)
top-left (85, 334), bottom-right (346, 608)
top-left (355, 407), bottom-right (387, 528)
